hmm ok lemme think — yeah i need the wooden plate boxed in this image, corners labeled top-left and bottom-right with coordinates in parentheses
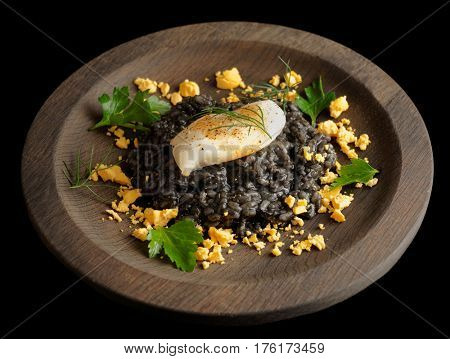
top-left (22, 22), bottom-right (433, 324)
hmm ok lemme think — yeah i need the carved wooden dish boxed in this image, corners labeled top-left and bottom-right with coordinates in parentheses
top-left (22, 22), bottom-right (433, 324)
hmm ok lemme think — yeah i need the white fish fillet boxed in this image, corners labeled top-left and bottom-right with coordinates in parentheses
top-left (170, 100), bottom-right (286, 176)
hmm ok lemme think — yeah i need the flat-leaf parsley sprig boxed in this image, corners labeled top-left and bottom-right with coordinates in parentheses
top-left (330, 158), bottom-right (379, 189)
top-left (295, 77), bottom-right (336, 127)
top-left (147, 219), bottom-right (204, 272)
top-left (90, 86), bottom-right (171, 132)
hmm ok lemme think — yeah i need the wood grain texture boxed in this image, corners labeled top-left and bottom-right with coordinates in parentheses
top-left (21, 22), bottom-right (433, 324)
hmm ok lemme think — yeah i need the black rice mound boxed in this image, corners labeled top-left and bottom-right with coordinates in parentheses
top-left (127, 95), bottom-right (337, 236)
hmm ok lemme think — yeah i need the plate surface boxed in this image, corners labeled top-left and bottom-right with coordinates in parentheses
top-left (22, 22), bottom-right (433, 324)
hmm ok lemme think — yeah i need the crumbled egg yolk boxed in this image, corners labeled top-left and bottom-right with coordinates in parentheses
top-left (92, 164), bottom-right (131, 186)
top-left (307, 234), bottom-right (326, 250)
top-left (115, 136), bottom-right (130, 149)
top-left (285, 90), bottom-right (297, 102)
top-left (329, 96), bottom-right (349, 118)
top-left (284, 70), bottom-right (302, 87)
top-left (105, 209), bottom-right (122, 222)
top-left (113, 188), bottom-right (142, 213)
top-left (208, 227), bottom-right (236, 248)
top-left (195, 246), bottom-right (209, 261)
top-left (133, 138), bottom-right (139, 149)
top-left (269, 74), bottom-right (280, 87)
top-left (262, 224), bottom-right (281, 242)
top-left (290, 233), bottom-right (325, 256)
top-left (179, 79), bottom-right (200, 97)
top-left (242, 233), bottom-right (259, 247)
top-left (291, 216), bottom-right (304, 227)
top-left (336, 125), bottom-right (359, 159)
top-left (318, 223), bottom-right (325, 230)
top-left (134, 77), bottom-right (158, 93)
top-left (132, 227), bottom-right (148, 241)
top-left (366, 178), bottom-right (378, 187)
top-left (143, 208), bottom-right (178, 227)
top-left (225, 92), bottom-right (240, 103)
top-left (254, 241), bottom-right (266, 251)
top-left (303, 146), bottom-right (313, 161)
top-left (319, 185), bottom-right (353, 223)
top-left (293, 199), bottom-right (308, 215)
top-left (157, 82), bottom-right (170, 97)
top-left (215, 67), bottom-right (244, 90)
top-left (314, 153), bottom-right (325, 163)
top-left (202, 239), bottom-right (214, 249)
top-left (317, 120), bottom-right (339, 137)
top-left (355, 134), bottom-right (371, 150)
top-left (271, 246), bottom-right (282, 257)
top-left (208, 244), bottom-right (225, 264)
top-left (202, 261), bottom-right (210, 270)
top-left (284, 195), bottom-right (296, 208)
top-left (167, 92), bottom-right (182, 106)
top-left (320, 169), bottom-right (338, 184)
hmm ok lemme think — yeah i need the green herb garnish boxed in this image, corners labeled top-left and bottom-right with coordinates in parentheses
top-left (197, 105), bottom-right (271, 139)
top-left (250, 57), bottom-right (301, 113)
top-left (330, 158), bottom-right (379, 189)
top-left (147, 219), bottom-right (203, 272)
top-left (90, 86), bottom-right (171, 131)
top-left (295, 77), bottom-right (335, 127)
top-left (62, 146), bottom-right (120, 203)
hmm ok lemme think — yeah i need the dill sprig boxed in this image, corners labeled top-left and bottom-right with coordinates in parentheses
top-left (62, 145), bottom-right (121, 203)
top-left (247, 56), bottom-right (301, 114)
top-left (196, 105), bottom-right (271, 139)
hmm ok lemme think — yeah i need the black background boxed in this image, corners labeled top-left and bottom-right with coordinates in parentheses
top-left (1, 0), bottom-right (448, 338)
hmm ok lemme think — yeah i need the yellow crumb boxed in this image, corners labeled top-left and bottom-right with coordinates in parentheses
top-left (208, 227), bottom-right (235, 248)
top-left (366, 178), bottom-right (378, 187)
top-left (291, 216), bottom-right (304, 227)
top-left (317, 120), bottom-right (339, 137)
top-left (93, 164), bottom-right (131, 186)
top-left (208, 244), bottom-right (224, 264)
top-left (201, 261), bottom-right (210, 270)
top-left (168, 92), bottom-right (183, 106)
top-left (195, 246), bottom-right (209, 261)
top-left (143, 208), bottom-right (178, 227)
top-left (284, 70), bottom-right (302, 87)
top-left (215, 67), bottom-right (243, 90)
top-left (355, 134), bottom-right (371, 150)
top-left (329, 96), bottom-right (349, 118)
top-left (115, 136), bottom-right (130, 149)
top-left (284, 195), bottom-right (296, 208)
top-left (320, 169), bottom-right (338, 184)
top-left (134, 77), bottom-right (157, 93)
top-left (269, 74), bottom-right (280, 87)
top-left (331, 209), bottom-right (346, 222)
top-left (293, 199), bottom-right (308, 215)
top-left (271, 246), bottom-right (282, 257)
top-left (132, 227), bottom-right (148, 241)
top-left (303, 146), bottom-right (313, 161)
top-left (105, 209), bottom-right (122, 222)
top-left (157, 82), bottom-right (170, 97)
top-left (179, 79), bottom-right (200, 97)
top-left (315, 153), bottom-right (325, 163)
top-left (225, 91), bottom-right (240, 103)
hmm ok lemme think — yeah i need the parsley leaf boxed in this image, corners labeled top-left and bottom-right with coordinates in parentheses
top-left (295, 77), bottom-right (336, 127)
top-left (147, 219), bottom-right (204, 272)
top-left (90, 86), bottom-right (171, 131)
top-left (330, 159), bottom-right (379, 189)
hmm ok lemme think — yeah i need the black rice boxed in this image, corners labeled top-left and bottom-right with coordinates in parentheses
top-left (126, 95), bottom-right (336, 236)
